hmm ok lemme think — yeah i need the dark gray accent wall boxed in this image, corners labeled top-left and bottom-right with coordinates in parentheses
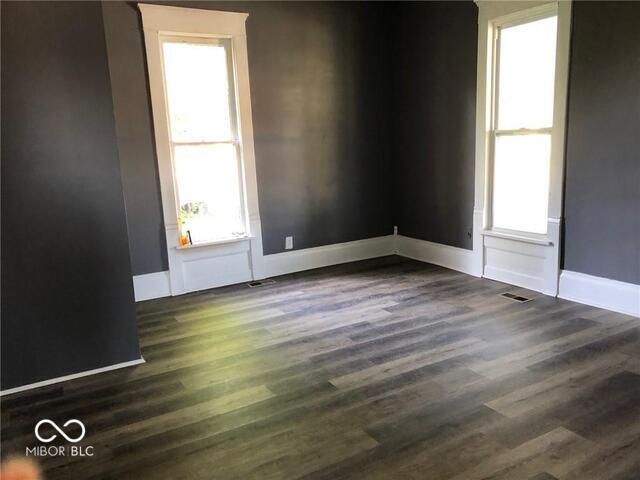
top-left (102, 2), bottom-right (168, 275)
top-left (102, 1), bottom-right (393, 275)
top-left (562, 1), bottom-right (640, 285)
top-left (1, 2), bottom-right (141, 390)
top-left (391, 1), bottom-right (478, 250)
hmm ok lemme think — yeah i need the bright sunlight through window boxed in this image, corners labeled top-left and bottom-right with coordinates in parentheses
top-left (162, 39), bottom-right (246, 245)
top-left (492, 15), bottom-right (557, 234)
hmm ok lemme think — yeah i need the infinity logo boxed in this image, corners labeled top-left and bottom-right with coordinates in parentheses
top-left (35, 419), bottom-right (86, 443)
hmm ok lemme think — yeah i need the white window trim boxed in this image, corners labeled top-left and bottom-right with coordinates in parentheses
top-left (472, 1), bottom-right (572, 295)
top-left (139, 4), bottom-right (264, 295)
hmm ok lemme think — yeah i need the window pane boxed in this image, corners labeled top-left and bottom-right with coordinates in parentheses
top-left (174, 144), bottom-right (245, 243)
top-left (497, 16), bottom-right (557, 130)
top-left (163, 42), bottom-right (233, 142)
top-left (492, 134), bottom-right (551, 234)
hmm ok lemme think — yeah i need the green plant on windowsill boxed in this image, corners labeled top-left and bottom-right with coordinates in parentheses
top-left (178, 201), bottom-right (209, 246)
top-left (179, 201), bottom-right (208, 221)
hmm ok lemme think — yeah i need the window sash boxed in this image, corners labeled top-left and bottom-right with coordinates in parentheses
top-left (161, 35), bottom-right (240, 145)
top-left (490, 132), bottom-right (551, 234)
top-left (492, 16), bottom-right (557, 132)
top-left (160, 34), bottom-right (248, 243)
top-left (488, 14), bottom-right (557, 235)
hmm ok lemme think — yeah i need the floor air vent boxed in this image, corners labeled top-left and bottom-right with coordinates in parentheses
top-left (247, 279), bottom-right (276, 288)
top-left (500, 292), bottom-right (532, 303)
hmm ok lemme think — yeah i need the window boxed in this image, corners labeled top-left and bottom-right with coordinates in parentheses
top-left (161, 37), bottom-right (246, 245)
top-left (140, 5), bottom-right (262, 294)
top-left (491, 15), bottom-right (557, 234)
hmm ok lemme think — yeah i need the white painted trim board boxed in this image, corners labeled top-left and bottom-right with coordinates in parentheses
top-left (0, 358), bottom-right (145, 397)
top-left (133, 271), bottom-right (171, 302)
top-left (395, 235), bottom-right (477, 277)
top-left (132, 235), bottom-right (640, 321)
top-left (133, 235), bottom-right (396, 301)
top-left (559, 270), bottom-right (640, 317)
top-left (260, 235), bottom-right (396, 278)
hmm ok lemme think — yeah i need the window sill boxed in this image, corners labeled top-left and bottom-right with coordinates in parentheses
top-left (175, 235), bottom-right (254, 250)
top-left (481, 229), bottom-right (552, 246)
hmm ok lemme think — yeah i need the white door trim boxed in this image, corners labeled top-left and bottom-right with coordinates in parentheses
top-left (139, 4), bottom-right (263, 295)
top-left (472, 1), bottom-right (572, 295)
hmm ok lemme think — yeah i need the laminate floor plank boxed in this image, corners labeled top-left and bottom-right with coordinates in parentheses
top-left (2, 256), bottom-right (638, 479)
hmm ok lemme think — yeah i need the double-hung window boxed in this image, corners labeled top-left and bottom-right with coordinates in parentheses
top-left (161, 36), bottom-right (247, 245)
top-left (140, 5), bottom-right (262, 295)
top-left (491, 14), bottom-right (558, 235)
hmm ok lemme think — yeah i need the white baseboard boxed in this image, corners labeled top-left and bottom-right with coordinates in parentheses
top-left (396, 235), bottom-right (477, 276)
top-left (0, 357), bottom-right (145, 397)
top-left (132, 236), bottom-right (396, 301)
top-left (132, 240), bottom-right (640, 321)
top-left (133, 270), bottom-right (171, 301)
top-left (559, 270), bottom-right (640, 317)
top-left (483, 264), bottom-right (544, 292)
top-left (261, 235), bottom-right (396, 278)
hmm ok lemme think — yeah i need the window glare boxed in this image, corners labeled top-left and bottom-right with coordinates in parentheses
top-left (497, 16), bottom-right (557, 130)
top-left (492, 134), bottom-right (551, 234)
top-left (174, 144), bottom-right (244, 244)
top-left (163, 42), bottom-right (233, 143)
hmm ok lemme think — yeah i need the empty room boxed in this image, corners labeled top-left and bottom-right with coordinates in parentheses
top-left (1, 0), bottom-right (639, 479)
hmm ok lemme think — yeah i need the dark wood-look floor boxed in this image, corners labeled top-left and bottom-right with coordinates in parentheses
top-left (2, 256), bottom-right (640, 480)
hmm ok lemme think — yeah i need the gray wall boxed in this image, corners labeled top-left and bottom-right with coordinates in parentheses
top-left (1, 1), bottom-right (141, 390)
top-left (102, 2), bottom-right (168, 275)
top-left (389, 1), bottom-right (640, 286)
top-left (105, 1), bottom-right (479, 275)
top-left (391, 1), bottom-right (478, 250)
top-left (102, 1), bottom-right (393, 275)
top-left (562, 1), bottom-right (640, 285)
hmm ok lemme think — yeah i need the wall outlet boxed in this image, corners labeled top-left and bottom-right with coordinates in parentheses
top-left (285, 236), bottom-right (293, 250)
